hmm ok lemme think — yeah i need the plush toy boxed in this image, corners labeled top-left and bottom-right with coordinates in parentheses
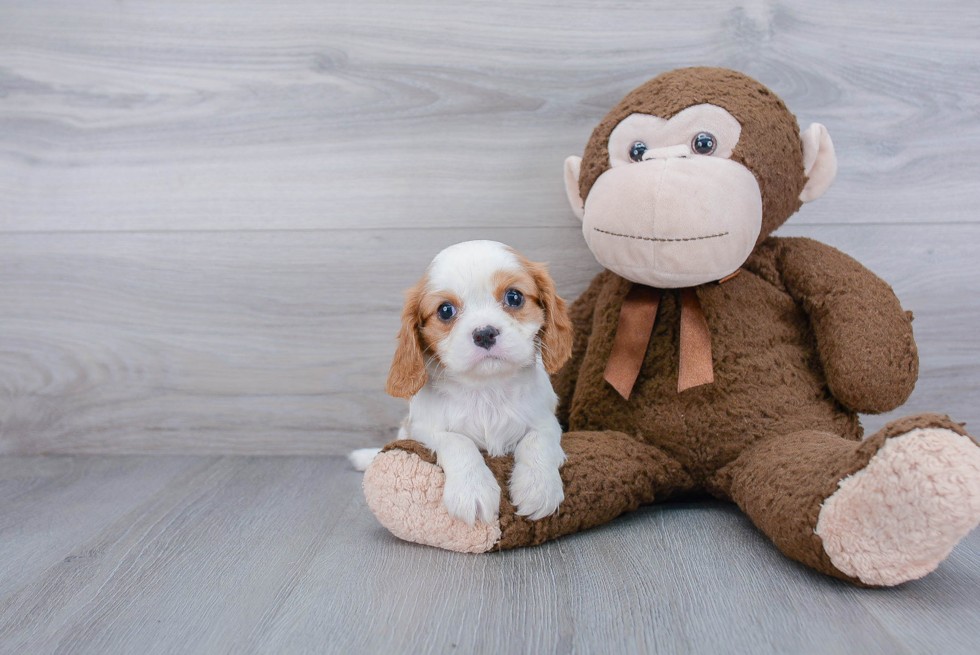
top-left (362, 67), bottom-right (980, 586)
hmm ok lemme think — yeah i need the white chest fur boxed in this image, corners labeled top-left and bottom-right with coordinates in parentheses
top-left (407, 360), bottom-right (558, 458)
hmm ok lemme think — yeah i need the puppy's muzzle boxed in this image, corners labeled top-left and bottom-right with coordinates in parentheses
top-left (472, 326), bottom-right (499, 350)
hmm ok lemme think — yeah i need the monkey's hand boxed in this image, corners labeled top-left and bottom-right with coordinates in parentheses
top-left (774, 237), bottom-right (918, 414)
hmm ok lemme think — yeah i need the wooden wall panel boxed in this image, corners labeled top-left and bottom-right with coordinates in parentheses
top-left (0, 0), bottom-right (977, 453)
top-left (1, 1), bottom-right (979, 232)
top-left (0, 224), bottom-right (974, 454)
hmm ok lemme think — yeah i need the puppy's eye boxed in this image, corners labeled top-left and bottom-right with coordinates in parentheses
top-left (629, 141), bottom-right (648, 162)
top-left (504, 289), bottom-right (524, 308)
top-left (692, 132), bottom-right (716, 155)
top-left (437, 302), bottom-right (456, 321)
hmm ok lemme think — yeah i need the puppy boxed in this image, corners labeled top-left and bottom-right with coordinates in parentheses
top-left (350, 240), bottom-right (573, 525)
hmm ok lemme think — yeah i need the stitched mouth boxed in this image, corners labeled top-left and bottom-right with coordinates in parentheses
top-left (593, 227), bottom-right (729, 243)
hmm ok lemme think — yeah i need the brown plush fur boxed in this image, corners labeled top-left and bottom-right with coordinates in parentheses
top-left (383, 413), bottom-right (965, 584)
top-left (374, 68), bottom-right (975, 584)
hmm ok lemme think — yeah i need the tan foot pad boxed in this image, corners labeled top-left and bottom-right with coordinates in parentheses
top-left (362, 449), bottom-right (501, 553)
top-left (816, 428), bottom-right (980, 586)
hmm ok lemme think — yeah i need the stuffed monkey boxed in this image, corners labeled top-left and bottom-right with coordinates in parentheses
top-left (363, 67), bottom-right (980, 586)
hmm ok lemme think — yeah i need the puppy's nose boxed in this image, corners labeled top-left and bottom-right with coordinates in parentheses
top-left (472, 326), bottom-right (499, 350)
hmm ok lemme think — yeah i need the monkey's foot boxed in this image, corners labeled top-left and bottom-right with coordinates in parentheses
top-left (363, 448), bottom-right (501, 553)
top-left (816, 427), bottom-right (980, 586)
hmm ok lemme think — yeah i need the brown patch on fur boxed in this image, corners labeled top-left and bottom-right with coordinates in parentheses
top-left (578, 67), bottom-right (807, 244)
top-left (388, 281), bottom-right (464, 398)
top-left (491, 269), bottom-right (547, 327)
top-left (386, 278), bottom-right (428, 399)
top-left (491, 270), bottom-right (536, 301)
top-left (506, 252), bottom-right (574, 374)
top-left (418, 290), bottom-right (464, 321)
top-left (418, 288), bottom-right (462, 370)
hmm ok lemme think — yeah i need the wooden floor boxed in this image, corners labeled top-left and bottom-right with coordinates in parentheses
top-left (0, 455), bottom-right (977, 655)
top-left (2, 0), bottom-right (980, 652)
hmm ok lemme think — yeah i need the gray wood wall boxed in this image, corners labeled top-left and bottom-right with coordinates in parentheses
top-left (1, 0), bottom-right (977, 455)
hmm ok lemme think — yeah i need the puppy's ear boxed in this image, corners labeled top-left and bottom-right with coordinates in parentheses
top-left (386, 280), bottom-right (428, 399)
top-left (527, 261), bottom-right (574, 374)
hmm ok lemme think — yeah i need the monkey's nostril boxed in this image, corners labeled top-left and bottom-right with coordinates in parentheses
top-left (472, 326), bottom-right (499, 350)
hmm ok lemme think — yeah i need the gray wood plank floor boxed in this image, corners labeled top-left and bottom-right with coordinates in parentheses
top-left (0, 455), bottom-right (978, 655)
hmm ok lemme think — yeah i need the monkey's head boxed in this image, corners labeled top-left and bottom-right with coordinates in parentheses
top-left (564, 67), bottom-right (837, 288)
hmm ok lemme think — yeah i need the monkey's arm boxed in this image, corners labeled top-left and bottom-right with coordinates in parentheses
top-left (551, 271), bottom-right (606, 429)
top-left (774, 237), bottom-right (918, 414)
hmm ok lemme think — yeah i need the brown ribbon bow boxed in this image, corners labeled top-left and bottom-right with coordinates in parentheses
top-left (604, 271), bottom-right (739, 400)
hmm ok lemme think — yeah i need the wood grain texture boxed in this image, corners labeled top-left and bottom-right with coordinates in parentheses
top-left (0, 226), bottom-right (602, 454)
top-left (0, 456), bottom-right (211, 595)
top-left (0, 0), bottom-right (977, 455)
top-left (0, 223), bottom-right (975, 454)
top-left (1, 0), bottom-right (979, 232)
top-left (0, 455), bottom-right (978, 654)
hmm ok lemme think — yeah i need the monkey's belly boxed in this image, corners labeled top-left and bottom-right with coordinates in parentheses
top-left (569, 354), bottom-right (859, 482)
top-left (566, 282), bottom-right (861, 481)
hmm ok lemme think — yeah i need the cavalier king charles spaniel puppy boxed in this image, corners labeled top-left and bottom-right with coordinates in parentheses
top-left (350, 240), bottom-right (573, 525)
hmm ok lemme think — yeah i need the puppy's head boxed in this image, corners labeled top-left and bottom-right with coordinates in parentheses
top-left (386, 240), bottom-right (574, 399)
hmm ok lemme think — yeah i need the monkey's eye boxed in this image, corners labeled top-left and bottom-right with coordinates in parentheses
top-left (692, 132), bottom-right (717, 155)
top-left (437, 302), bottom-right (456, 321)
top-left (629, 141), bottom-right (648, 162)
top-left (504, 289), bottom-right (524, 308)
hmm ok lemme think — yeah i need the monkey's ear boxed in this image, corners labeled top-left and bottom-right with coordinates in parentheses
top-left (385, 282), bottom-right (427, 399)
top-left (799, 123), bottom-right (837, 203)
top-left (563, 156), bottom-right (585, 221)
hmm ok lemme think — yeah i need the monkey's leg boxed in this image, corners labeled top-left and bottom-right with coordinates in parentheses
top-left (716, 414), bottom-right (980, 586)
top-left (362, 431), bottom-right (692, 553)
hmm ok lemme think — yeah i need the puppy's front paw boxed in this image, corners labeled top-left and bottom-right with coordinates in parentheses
top-left (509, 463), bottom-right (564, 521)
top-left (442, 464), bottom-right (501, 525)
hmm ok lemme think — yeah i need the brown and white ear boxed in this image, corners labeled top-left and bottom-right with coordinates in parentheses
top-left (385, 281), bottom-right (427, 399)
top-left (528, 261), bottom-right (574, 374)
top-left (564, 156), bottom-right (585, 221)
top-left (799, 123), bottom-right (837, 203)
